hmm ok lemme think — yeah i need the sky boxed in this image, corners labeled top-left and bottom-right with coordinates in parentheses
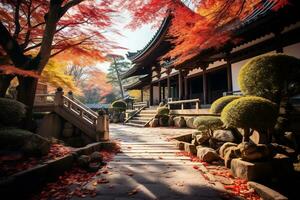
top-left (96, 11), bottom-right (157, 72)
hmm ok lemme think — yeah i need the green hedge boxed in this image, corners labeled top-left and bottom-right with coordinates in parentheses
top-left (156, 106), bottom-right (169, 116)
top-left (0, 128), bottom-right (50, 156)
top-left (111, 100), bottom-right (127, 112)
top-left (210, 95), bottom-right (241, 114)
top-left (238, 54), bottom-right (300, 102)
top-left (0, 98), bottom-right (26, 126)
top-left (221, 96), bottom-right (278, 130)
top-left (193, 116), bottom-right (223, 132)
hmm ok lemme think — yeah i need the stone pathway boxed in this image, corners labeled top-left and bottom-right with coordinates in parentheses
top-left (73, 124), bottom-right (224, 200)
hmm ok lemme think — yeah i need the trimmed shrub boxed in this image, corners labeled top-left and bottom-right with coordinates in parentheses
top-left (210, 95), bottom-right (241, 114)
top-left (193, 116), bottom-right (223, 135)
top-left (221, 96), bottom-right (278, 130)
top-left (0, 98), bottom-right (26, 127)
top-left (156, 106), bottom-right (169, 116)
top-left (238, 54), bottom-right (300, 102)
top-left (0, 128), bottom-right (50, 156)
top-left (111, 100), bottom-right (127, 112)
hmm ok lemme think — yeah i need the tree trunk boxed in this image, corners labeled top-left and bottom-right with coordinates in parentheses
top-left (113, 57), bottom-right (124, 99)
top-left (0, 75), bottom-right (14, 97)
top-left (17, 76), bottom-right (38, 130)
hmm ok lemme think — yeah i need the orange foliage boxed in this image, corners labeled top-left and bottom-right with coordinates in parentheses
top-left (125, 0), bottom-right (290, 65)
top-left (86, 69), bottom-right (113, 98)
top-left (0, 0), bottom-right (123, 75)
top-left (0, 65), bottom-right (39, 78)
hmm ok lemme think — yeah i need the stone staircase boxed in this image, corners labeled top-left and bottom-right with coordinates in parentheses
top-left (34, 90), bottom-right (109, 141)
top-left (125, 108), bottom-right (156, 127)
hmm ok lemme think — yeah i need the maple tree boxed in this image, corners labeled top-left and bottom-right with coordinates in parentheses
top-left (123, 0), bottom-right (290, 65)
top-left (0, 0), bottom-right (121, 124)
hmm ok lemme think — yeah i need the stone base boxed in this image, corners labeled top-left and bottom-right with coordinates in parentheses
top-left (184, 142), bottom-right (197, 154)
top-left (248, 181), bottom-right (288, 200)
top-left (230, 158), bottom-right (272, 181)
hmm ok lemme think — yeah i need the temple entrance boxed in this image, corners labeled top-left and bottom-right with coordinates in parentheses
top-left (207, 67), bottom-right (228, 103)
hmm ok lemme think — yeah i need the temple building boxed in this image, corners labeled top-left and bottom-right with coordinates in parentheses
top-left (122, 0), bottom-right (300, 108)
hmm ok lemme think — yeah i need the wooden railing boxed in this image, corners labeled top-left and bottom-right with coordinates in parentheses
top-left (62, 95), bottom-right (98, 125)
top-left (223, 90), bottom-right (243, 96)
top-left (167, 98), bottom-right (200, 110)
top-left (34, 88), bottom-right (109, 141)
top-left (133, 101), bottom-right (148, 110)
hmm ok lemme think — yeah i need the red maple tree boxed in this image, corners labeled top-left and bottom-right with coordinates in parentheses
top-left (0, 0), bottom-right (121, 119)
top-left (123, 0), bottom-right (290, 64)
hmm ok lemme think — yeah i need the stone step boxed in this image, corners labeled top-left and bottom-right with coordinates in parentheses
top-left (124, 122), bottom-right (145, 127)
top-left (140, 110), bottom-right (156, 114)
top-left (114, 156), bottom-right (189, 160)
top-left (132, 116), bottom-right (153, 121)
top-left (120, 149), bottom-right (181, 153)
top-left (109, 161), bottom-right (201, 165)
top-left (136, 113), bottom-right (156, 117)
top-left (128, 119), bottom-right (148, 124)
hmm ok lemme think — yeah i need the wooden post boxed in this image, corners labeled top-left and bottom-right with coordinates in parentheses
top-left (178, 70), bottom-right (183, 100)
top-left (96, 113), bottom-right (109, 141)
top-left (167, 76), bottom-right (171, 98)
top-left (141, 89), bottom-right (143, 102)
top-left (158, 81), bottom-right (161, 103)
top-left (183, 70), bottom-right (189, 100)
top-left (150, 84), bottom-right (153, 106)
top-left (226, 60), bottom-right (233, 92)
top-left (54, 87), bottom-right (64, 106)
top-left (162, 86), bottom-right (165, 101)
top-left (202, 66), bottom-right (208, 105)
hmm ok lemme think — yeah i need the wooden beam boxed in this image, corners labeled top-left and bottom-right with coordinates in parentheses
top-left (141, 89), bottom-right (144, 102)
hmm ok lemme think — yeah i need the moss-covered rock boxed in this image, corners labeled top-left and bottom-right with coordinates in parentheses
top-left (111, 100), bottom-right (127, 112)
top-left (0, 98), bottom-right (26, 127)
top-left (210, 96), bottom-right (241, 114)
top-left (193, 116), bottom-right (223, 134)
top-left (238, 54), bottom-right (300, 102)
top-left (186, 117), bottom-right (196, 129)
top-left (174, 116), bottom-right (186, 128)
top-left (221, 96), bottom-right (278, 130)
top-left (0, 128), bottom-right (50, 156)
top-left (159, 115), bottom-right (169, 126)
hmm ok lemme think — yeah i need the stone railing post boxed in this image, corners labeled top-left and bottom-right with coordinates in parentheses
top-left (67, 90), bottom-right (74, 100)
top-left (54, 87), bottom-right (64, 107)
top-left (96, 110), bottom-right (109, 141)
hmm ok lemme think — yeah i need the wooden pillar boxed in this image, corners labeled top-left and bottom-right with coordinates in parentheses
top-left (226, 60), bottom-right (233, 92)
top-left (183, 70), bottom-right (189, 100)
top-left (202, 66), bottom-right (208, 105)
top-left (141, 89), bottom-right (143, 102)
top-left (178, 70), bottom-right (183, 100)
top-left (162, 86), bottom-right (165, 101)
top-left (158, 81), bottom-right (161, 103)
top-left (167, 73), bottom-right (171, 98)
top-left (150, 84), bottom-right (153, 106)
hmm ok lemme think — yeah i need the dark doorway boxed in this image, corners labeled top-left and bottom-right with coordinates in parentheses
top-left (207, 67), bottom-right (228, 103)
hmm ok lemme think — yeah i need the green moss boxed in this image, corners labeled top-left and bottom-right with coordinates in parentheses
top-left (156, 107), bottom-right (169, 116)
top-left (159, 115), bottom-right (169, 126)
top-left (111, 100), bottom-right (127, 112)
top-left (210, 95), bottom-right (241, 114)
top-left (221, 96), bottom-right (278, 130)
top-left (193, 116), bottom-right (223, 132)
top-left (0, 98), bottom-right (26, 126)
top-left (238, 54), bottom-right (300, 102)
top-left (0, 128), bottom-right (50, 156)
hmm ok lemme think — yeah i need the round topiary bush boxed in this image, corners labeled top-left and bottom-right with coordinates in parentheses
top-left (0, 128), bottom-right (50, 156)
top-left (111, 100), bottom-right (127, 112)
top-left (156, 106), bottom-right (169, 116)
top-left (210, 95), bottom-right (241, 114)
top-left (238, 54), bottom-right (300, 102)
top-left (221, 96), bottom-right (278, 130)
top-left (0, 98), bottom-right (26, 127)
top-left (193, 116), bottom-right (223, 136)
